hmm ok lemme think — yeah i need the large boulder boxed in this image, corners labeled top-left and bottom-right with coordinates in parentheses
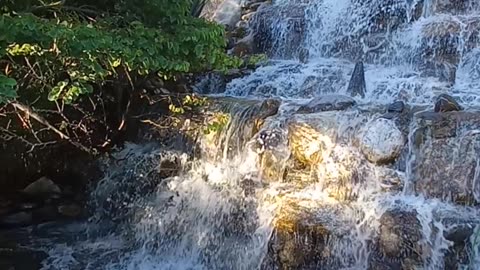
top-left (286, 113), bottom-right (371, 200)
top-left (412, 111), bottom-right (480, 204)
top-left (369, 209), bottom-right (425, 269)
top-left (22, 177), bottom-right (61, 198)
top-left (357, 118), bottom-right (405, 164)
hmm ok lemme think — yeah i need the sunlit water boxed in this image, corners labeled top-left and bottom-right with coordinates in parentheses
top-left (3, 0), bottom-right (480, 269)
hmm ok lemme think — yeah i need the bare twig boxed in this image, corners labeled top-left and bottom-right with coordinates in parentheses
top-left (0, 126), bottom-right (57, 153)
top-left (10, 101), bottom-right (93, 154)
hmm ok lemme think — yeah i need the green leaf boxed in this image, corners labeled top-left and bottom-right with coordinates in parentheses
top-left (48, 81), bottom-right (68, 102)
top-left (0, 75), bottom-right (17, 104)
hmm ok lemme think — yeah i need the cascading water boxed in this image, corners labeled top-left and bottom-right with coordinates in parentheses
top-left (3, 0), bottom-right (480, 269)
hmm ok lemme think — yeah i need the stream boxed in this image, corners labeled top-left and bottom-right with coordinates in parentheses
top-left (2, 0), bottom-right (480, 269)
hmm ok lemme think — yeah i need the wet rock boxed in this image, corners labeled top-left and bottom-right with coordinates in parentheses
top-left (158, 157), bottom-right (181, 179)
top-left (358, 118), bottom-right (405, 164)
top-left (369, 209), bottom-right (424, 268)
top-left (434, 94), bottom-right (463, 112)
top-left (1, 212), bottom-right (32, 226)
top-left (444, 243), bottom-right (471, 270)
top-left (416, 16), bottom-right (480, 82)
top-left (346, 61), bottom-right (366, 98)
top-left (428, 0), bottom-right (478, 14)
top-left (377, 167), bottom-right (404, 192)
top-left (299, 76), bottom-right (320, 97)
top-left (297, 95), bottom-right (356, 114)
top-left (257, 98), bottom-right (281, 119)
top-left (387, 101), bottom-right (405, 113)
top-left (413, 111), bottom-right (480, 204)
top-left (288, 122), bottom-right (324, 166)
top-left (250, 4), bottom-right (307, 58)
top-left (58, 204), bottom-right (83, 218)
top-left (444, 224), bottom-right (474, 243)
top-left (263, 199), bottom-right (354, 269)
top-left (253, 84), bottom-right (277, 97)
top-left (298, 47), bottom-right (309, 63)
top-left (22, 177), bottom-right (61, 198)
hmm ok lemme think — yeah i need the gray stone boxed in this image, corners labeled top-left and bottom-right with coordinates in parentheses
top-left (346, 61), bottom-right (366, 98)
top-left (358, 118), bottom-right (405, 164)
top-left (22, 177), bottom-right (61, 198)
top-left (297, 95), bottom-right (356, 114)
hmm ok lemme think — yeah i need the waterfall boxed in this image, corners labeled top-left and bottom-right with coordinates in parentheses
top-left (4, 0), bottom-right (480, 269)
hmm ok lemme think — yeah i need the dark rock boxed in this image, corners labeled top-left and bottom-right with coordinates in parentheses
top-left (58, 204), bottom-right (83, 218)
top-left (253, 84), bottom-right (277, 97)
top-left (444, 243), bottom-right (471, 270)
top-left (158, 157), bottom-right (181, 179)
top-left (18, 202), bottom-right (37, 210)
top-left (32, 205), bottom-right (58, 223)
top-left (434, 94), bottom-right (463, 112)
top-left (255, 128), bottom-right (289, 182)
top-left (250, 4), bottom-right (307, 58)
top-left (258, 98), bottom-right (281, 119)
top-left (387, 101), bottom-right (405, 113)
top-left (0, 248), bottom-right (47, 270)
top-left (298, 48), bottom-right (309, 63)
top-left (444, 224), bottom-right (474, 243)
top-left (346, 62), bottom-right (366, 98)
top-left (22, 177), bottom-right (61, 198)
top-left (297, 95), bottom-right (356, 114)
top-left (299, 76), bottom-right (320, 97)
top-left (373, 209), bottom-right (424, 268)
top-left (1, 212), bottom-right (32, 226)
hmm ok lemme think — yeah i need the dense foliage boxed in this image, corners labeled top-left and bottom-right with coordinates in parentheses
top-left (0, 0), bottom-right (239, 104)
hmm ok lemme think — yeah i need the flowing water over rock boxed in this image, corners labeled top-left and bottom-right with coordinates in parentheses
top-left (3, 0), bottom-right (480, 269)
